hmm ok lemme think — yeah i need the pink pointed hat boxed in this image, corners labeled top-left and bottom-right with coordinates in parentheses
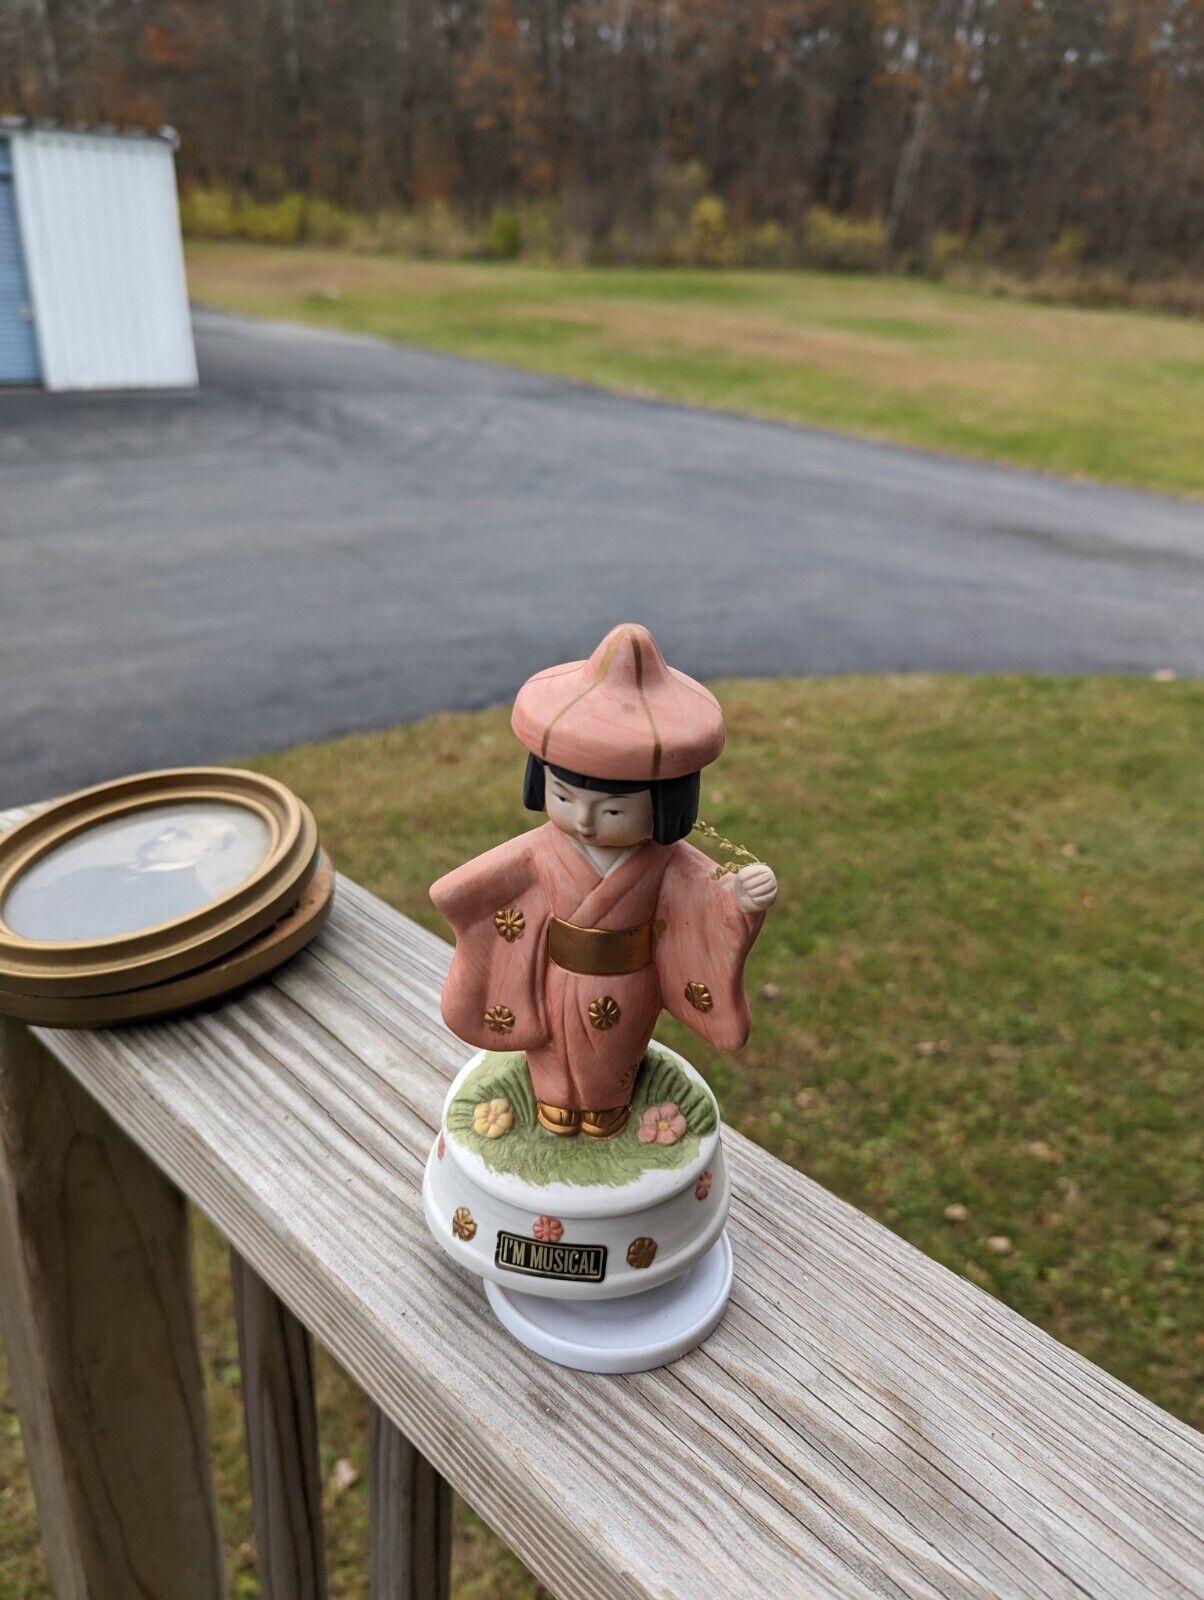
top-left (511, 624), bottom-right (725, 781)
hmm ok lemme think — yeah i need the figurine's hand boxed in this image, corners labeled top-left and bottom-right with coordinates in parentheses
top-left (734, 863), bottom-right (777, 913)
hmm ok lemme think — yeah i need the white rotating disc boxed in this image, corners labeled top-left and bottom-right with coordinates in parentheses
top-left (483, 1231), bottom-right (733, 1374)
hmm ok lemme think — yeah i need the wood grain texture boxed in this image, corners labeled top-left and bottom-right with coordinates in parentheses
top-left (2, 802), bottom-right (1202, 1600)
top-left (368, 1402), bottom-right (452, 1600)
top-left (0, 1016), bottom-right (226, 1600)
top-left (231, 1249), bottom-right (328, 1600)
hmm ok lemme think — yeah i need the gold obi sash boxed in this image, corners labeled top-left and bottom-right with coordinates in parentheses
top-left (547, 916), bottom-right (664, 976)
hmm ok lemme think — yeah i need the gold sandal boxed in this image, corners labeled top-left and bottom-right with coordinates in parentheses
top-left (536, 1101), bottom-right (581, 1137)
top-left (580, 1104), bottom-right (632, 1141)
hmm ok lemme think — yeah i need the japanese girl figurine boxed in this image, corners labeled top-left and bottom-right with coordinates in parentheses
top-left (430, 623), bottom-right (777, 1143)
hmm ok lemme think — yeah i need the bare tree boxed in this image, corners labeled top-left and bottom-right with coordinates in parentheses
top-left (2, 0), bottom-right (1199, 272)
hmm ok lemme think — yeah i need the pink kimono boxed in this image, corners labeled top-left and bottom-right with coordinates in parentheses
top-left (431, 820), bottom-right (765, 1112)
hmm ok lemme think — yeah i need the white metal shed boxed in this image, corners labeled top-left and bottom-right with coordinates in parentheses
top-left (0, 121), bottom-right (197, 391)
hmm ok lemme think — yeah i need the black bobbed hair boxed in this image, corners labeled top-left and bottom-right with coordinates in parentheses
top-left (523, 756), bottom-right (700, 847)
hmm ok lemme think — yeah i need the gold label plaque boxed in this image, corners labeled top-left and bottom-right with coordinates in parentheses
top-left (494, 1231), bottom-right (607, 1283)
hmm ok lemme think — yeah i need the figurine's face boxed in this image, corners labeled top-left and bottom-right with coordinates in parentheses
top-left (545, 775), bottom-right (654, 850)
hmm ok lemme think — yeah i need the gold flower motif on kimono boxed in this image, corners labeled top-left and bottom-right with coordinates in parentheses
top-left (684, 981), bottom-right (713, 1012)
top-left (473, 1097), bottom-right (515, 1139)
top-left (588, 995), bottom-right (621, 1030)
top-left (483, 1004), bottom-right (515, 1033)
top-left (493, 906), bottom-right (525, 941)
top-left (451, 1207), bottom-right (477, 1241)
top-left (627, 1236), bottom-right (658, 1269)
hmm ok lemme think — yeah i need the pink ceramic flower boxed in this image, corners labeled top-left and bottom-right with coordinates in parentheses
top-left (695, 1168), bottom-right (713, 1201)
top-left (437, 1132), bottom-right (446, 1160)
top-left (532, 1215), bottom-right (564, 1243)
top-left (638, 1102), bottom-right (688, 1146)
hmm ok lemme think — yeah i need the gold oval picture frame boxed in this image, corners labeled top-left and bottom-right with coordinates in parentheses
top-left (0, 768), bottom-right (319, 998)
top-left (0, 853), bottom-right (334, 1028)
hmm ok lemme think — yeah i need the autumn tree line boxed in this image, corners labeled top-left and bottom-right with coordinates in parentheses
top-left (3, 0), bottom-right (1202, 280)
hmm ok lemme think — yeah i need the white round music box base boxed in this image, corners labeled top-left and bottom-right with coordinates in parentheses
top-left (424, 1043), bottom-right (735, 1370)
top-left (485, 1232), bottom-right (733, 1374)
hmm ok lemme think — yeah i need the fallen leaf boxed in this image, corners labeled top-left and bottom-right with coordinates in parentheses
top-left (1027, 1140), bottom-right (1060, 1163)
top-left (329, 1457), bottom-right (359, 1497)
top-left (986, 1235), bottom-right (1013, 1254)
top-left (944, 1203), bottom-right (969, 1223)
top-left (760, 982), bottom-right (780, 1001)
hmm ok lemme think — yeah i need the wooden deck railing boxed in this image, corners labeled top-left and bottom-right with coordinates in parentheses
top-left (1, 801), bottom-right (1202, 1600)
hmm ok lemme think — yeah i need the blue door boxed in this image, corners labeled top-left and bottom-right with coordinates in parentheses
top-left (0, 140), bottom-right (41, 384)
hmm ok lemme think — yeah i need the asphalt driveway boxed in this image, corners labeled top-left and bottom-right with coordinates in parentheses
top-left (1, 308), bottom-right (1200, 807)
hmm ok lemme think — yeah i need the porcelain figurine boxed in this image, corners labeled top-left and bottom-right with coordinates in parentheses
top-left (422, 623), bottom-right (776, 1372)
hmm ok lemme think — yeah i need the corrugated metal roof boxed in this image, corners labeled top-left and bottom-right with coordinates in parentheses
top-left (1, 116), bottom-right (179, 149)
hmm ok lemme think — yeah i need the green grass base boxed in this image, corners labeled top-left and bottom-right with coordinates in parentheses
top-left (445, 1042), bottom-right (717, 1187)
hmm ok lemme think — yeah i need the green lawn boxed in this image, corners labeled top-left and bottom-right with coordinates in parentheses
top-left (187, 243), bottom-right (1204, 496)
top-left (3, 674), bottom-right (1202, 1596)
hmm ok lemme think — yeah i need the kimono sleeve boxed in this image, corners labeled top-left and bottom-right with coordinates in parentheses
top-left (429, 832), bottom-right (550, 1052)
top-left (655, 840), bottom-right (765, 1051)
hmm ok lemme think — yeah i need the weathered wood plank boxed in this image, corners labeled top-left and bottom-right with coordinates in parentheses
top-left (2, 802), bottom-right (1202, 1600)
top-left (0, 1015), bottom-right (226, 1600)
top-left (368, 1402), bottom-right (452, 1600)
top-left (231, 1249), bottom-right (328, 1600)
